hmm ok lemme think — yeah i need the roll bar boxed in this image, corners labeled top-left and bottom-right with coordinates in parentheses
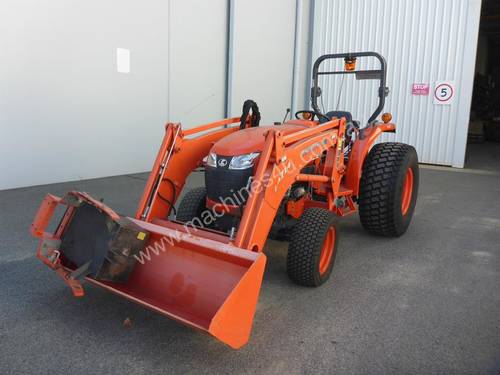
top-left (311, 52), bottom-right (389, 124)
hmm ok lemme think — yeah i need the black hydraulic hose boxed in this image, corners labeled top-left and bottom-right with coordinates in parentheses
top-left (159, 177), bottom-right (177, 216)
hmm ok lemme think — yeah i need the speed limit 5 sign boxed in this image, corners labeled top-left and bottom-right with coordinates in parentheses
top-left (434, 81), bottom-right (455, 105)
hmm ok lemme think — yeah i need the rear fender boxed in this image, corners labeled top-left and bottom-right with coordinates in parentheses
top-left (343, 123), bottom-right (396, 196)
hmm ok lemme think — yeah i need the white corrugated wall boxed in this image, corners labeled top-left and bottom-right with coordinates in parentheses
top-left (310, 0), bottom-right (482, 167)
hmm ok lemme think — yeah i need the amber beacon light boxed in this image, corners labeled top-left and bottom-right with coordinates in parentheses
top-left (382, 112), bottom-right (392, 123)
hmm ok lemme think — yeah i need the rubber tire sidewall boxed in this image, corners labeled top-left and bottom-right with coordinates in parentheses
top-left (393, 148), bottom-right (419, 235)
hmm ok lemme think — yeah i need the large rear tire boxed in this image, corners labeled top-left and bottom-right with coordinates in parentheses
top-left (287, 208), bottom-right (339, 287)
top-left (358, 142), bottom-right (419, 237)
top-left (176, 187), bottom-right (207, 224)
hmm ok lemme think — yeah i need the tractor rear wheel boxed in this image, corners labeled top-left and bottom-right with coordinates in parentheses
top-left (358, 142), bottom-right (419, 237)
top-left (287, 208), bottom-right (339, 287)
top-left (176, 187), bottom-right (207, 225)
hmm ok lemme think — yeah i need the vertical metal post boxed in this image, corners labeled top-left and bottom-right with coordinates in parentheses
top-left (291, 0), bottom-right (303, 115)
top-left (225, 0), bottom-right (236, 118)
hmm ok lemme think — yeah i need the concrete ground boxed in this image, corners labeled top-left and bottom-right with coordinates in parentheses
top-left (1, 149), bottom-right (500, 374)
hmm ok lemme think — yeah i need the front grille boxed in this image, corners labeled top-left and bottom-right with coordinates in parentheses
top-left (205, 164), bottom-right (252, 205)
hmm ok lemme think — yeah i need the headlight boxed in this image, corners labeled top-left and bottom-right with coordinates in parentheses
top-left (229, 152), bottom-right (260, 170)
top-left (206, 152), bottom-right (217, 168)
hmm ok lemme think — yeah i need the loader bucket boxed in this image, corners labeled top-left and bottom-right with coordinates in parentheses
top-left (94, 221), bottom-right (267, 349)
top-left (32, 193), bottom-right (267, 349)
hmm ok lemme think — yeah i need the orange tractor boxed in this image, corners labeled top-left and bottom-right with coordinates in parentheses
top-left (31, 52), bottom-right (418, 348)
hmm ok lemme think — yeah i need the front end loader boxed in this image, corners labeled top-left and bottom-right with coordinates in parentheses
top-left (31, 52), bottom-right (419, 348)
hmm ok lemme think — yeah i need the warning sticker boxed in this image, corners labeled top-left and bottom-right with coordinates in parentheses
top-left (412, 83), bottom-right (430, 96)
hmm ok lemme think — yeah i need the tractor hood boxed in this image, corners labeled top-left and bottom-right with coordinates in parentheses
top-left (210, 124), bottom-right (306, 156)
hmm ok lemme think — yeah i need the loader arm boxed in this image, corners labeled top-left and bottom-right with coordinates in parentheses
top-left (136, 118), bottom-right (241, 221)
top-left (234, 118), bottom-right (347, 251)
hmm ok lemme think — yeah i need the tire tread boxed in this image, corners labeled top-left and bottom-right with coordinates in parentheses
top-left (287, 208), bottom-right (337, 287)
top-left (176, 187), bottom-right (207, 222)
top-left (358, 142), bottom-right (417, 236)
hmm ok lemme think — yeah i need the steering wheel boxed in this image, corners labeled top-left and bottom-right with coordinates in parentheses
top-left (294, 110), bottom-right (330, 122)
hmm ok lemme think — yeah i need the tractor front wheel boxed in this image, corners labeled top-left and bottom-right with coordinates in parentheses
top-left (287, 208), bottom-right (339, 287)
top-left (176, 187), bottom-right (207, 225)
top-left (358, 142), bottom-right (419, 237)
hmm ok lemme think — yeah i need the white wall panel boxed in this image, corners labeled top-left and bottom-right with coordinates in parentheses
top-left (311, 0), bottom-right (482, 167)
top-left (169, 0), bottom-right (228, 127)
top-left (0, 0), bottom-right (227, 189)
top-left (227, 0), bottom-right (296, 124)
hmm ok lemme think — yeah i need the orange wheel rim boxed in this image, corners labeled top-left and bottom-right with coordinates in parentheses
top-left (401, 167), bottom-right (414, 216)
top-left (319, 227), bottom-right (335, 275)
